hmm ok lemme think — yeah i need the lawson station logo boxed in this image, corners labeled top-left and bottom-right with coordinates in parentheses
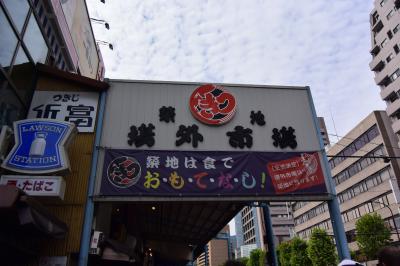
top-left (1, 119), bottom-right (76, 174)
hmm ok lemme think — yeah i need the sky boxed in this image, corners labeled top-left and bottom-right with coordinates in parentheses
top-left (87, 0), bottom-right (386, 236)
top-left (87, 0), bottom-right (386, 142)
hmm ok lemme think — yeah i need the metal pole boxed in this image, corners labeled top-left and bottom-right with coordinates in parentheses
top-left (327, 197), bottom-right (350, 259)
top-left (78, 90), bottom-right (107, 266)
top-left (261, 203), bottom-right (279, 266)
top-left (305, 86), bottom-right (350, 260)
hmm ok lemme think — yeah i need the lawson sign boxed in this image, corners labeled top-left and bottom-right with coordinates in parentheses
top-left (1, 119), bottom-right (76, 174)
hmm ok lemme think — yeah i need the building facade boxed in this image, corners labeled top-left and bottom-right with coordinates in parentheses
top-left (196, 226), bottom-right (230, 266)
top-left (293, 111), bottom-right (400, 251)
top-left (369, 0), bottom-right (400, 141)
top-left (0, 1), bottom-right (107, 264)
top-left (234, 204), bottom-right (293, 258)
top-left (0, 0), bottom-right (104, 129)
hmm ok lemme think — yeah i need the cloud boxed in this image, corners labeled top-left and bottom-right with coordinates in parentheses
top-left (87, 0), bottom-right (385, 137)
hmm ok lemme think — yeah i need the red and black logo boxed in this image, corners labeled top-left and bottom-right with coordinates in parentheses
top-left (107, 156), bottom-right (141, 188)
top-left (189, 84), bottom-right (236, 125)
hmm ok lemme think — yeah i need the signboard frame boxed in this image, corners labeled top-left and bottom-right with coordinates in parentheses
top-left (92, 81), bottom-right (333, 202)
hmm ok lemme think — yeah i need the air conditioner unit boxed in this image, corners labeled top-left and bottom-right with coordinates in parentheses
top-left (89, 231), bottom-right (104, 255)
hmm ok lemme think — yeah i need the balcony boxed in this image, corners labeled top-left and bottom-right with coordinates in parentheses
top-left (391, 118), bottom-right (400, 134)
top-left (375, 73), bottom-right (391, 86)
top-left (381, 77), bottom-right (400, 100)
top-left (370, 59), bottom-right (385, 72)
top-left (372, 20), bottom-right (384, 34)
top-left (370, 44), bottom-right (381, 56)
top-left (386, 97), bottom-right (400, 117)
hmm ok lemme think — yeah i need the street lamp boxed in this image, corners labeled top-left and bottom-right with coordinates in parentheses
top-left (372, 201), bottom-right (400, 242)
top-left (90, 18), bottom-right (110, 30)
top-left (96, 40), bottom-right (113, 50)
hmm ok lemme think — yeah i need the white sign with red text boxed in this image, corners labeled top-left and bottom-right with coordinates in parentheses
top-left (0, 175), bottom-right (66, 199)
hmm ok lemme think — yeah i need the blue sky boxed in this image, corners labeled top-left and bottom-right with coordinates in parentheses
top-left (87, 0), bottom-right (385, 144)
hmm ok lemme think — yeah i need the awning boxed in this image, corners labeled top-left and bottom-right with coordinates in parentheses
top-left (0, 185), bottom-right (68, 239)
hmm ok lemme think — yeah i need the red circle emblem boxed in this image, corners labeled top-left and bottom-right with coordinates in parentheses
top-left (189, 84), bottom-right (236, 125)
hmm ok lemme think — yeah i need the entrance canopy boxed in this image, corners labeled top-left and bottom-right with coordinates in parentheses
top-left (110, 201), bottom-right (245, 258)
top-left (91, 80), bottom-right (334, 263)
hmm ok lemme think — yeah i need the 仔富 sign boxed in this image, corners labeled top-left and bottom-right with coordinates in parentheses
top-left (0, 175), bottom-right (66, 199)
top-left (28, 91), bottom-right (99, 132)
top-left (1, 119), bottom-right (76, 174)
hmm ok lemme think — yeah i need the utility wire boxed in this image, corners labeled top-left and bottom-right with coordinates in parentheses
top-left (328, 132), bottom-right (400, 151)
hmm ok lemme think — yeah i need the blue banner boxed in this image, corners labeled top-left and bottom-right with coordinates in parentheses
top-left (100, 149), bottom-right (328, 197)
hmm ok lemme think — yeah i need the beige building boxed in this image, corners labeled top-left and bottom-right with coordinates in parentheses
top-left (196, 226), bottom-right (230, 266)
top-left (370, 0), bottom-right (400, 141)
top-left (293, 111), bottom-right (400, 251)
top-left (318, 117), bottom-right (331, 147)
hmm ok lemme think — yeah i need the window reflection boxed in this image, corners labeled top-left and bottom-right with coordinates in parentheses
top-left (3, 0), bottom-right (30, 33)
top-left (14, 45), bottom-right (29, 65)
top-left (23, 14), bottom-right (48, 63)
top-left (0, 82), bottom-right (25, 127)
top-left (0, 8), bottom-right (18, 68)
top-left (11, 46), bottom-right (34, 105)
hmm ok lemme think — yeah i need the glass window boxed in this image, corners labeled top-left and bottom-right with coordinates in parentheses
top-left (23, 14), bottom-right (48, 63)
top-left (0, 8), bottom-right (18, 68)
top-left (14, 45), bottom-right (29, 65)
top-left (10, 46), bottom-right (35, 105)
top-left (387, 53), bottom-right (395, 63)
top-left (381, 38), bottom-right (388, 48)
top-left (3, 0), bottom-right (30, 33)
top-left (394, 24), bottom-right (400, 34)
top-left (387, 10), bottom-right (394, 20)
top-left (0, 82), bottom-right (26, 127)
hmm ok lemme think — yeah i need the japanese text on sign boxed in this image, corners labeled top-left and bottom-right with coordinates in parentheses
top-left (28, 91), bottom-right (99, 132)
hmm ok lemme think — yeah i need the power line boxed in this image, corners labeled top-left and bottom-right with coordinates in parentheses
top-left (328, 132), bottom-right (400, 152)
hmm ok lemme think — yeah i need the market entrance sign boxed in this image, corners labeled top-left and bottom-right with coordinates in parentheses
top-left (95, 81), bottom-right (331, 201)
top-left (1, 119), bottom-right (76, 174)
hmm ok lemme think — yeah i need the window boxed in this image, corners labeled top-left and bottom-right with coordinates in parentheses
top-left (0, 8), bottom-right (18, 68)
top-left (380, 0), bottom-right (387, 7)
top-left (394, 44), bottom-right (400, 54)
top-left (0, 82), bottom-right (26, 127)
top-left (387, 53), bottom-right (395, 63)
top-left (329, 125), bottom-right (380, 169)
top-left (390, 69), bottom-right (400, 81)
top-left (388, 30), bottom-right (393, 39)
top-left (23, 14), bottom-right (48, 63)
top-left (387, 10), bottom-right (394, 20)
top-left (394, 24), bottom-right (400, 34)
top-left (381, 38), bottom-right (388, 48)
top-left (3, 0), bottom-right (30, 33)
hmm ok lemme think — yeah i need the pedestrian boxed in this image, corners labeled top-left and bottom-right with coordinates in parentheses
top-left (377, 246), bottom-right (400, 266)
top-left (338, 259), bottom-right (363, 266)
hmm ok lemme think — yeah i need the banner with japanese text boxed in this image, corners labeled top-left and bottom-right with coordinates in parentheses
top-left (100, 149), bottom-right (328, 197)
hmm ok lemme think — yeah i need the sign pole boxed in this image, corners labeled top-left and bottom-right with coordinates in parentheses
top-left (78, 91), bottom-right (107, 266)
top-left (327, 196), bottom-right (350, 260)
top-left (306, 87), bottom-right (350, 261)
top-left (261, 203), bottom-right (278, 266)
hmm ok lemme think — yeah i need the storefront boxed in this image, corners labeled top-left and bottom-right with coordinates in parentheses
top-left (0, 64), bottom-right (108, 265)
top-left (82, 81), bottom-right (345, 265)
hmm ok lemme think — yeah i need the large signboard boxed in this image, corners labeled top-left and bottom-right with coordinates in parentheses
top-left (96, 81), bottom-right (329, 200)
top-left (28, 91), bottom-right (99, 132)
top-left (100, 149), bottom-right (326, 196)
top-left (1, 119), bottom-right (76, 174)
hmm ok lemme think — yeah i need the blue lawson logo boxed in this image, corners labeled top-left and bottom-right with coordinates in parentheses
top-left (1, 119), bottom-right (76, 174)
